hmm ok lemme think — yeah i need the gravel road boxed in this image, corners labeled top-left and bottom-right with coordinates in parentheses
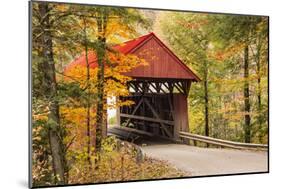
top-left (141, 144), bottom-right (268, 176)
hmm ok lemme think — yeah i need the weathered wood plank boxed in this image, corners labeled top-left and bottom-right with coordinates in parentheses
top-left (173, 94), bottom-right (188, 140)
top-left (114, 126), bottom-right (154, 137)
top-left (120, 113), bottom-right (174, 126)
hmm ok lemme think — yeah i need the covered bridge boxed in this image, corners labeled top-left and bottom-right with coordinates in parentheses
top-left (114, 32), bottom-right (200, 140)
top-left (67, 32), bottom-right (200, 140)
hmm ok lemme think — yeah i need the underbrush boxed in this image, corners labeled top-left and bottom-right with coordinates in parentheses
top-left (32, 136), bottom-right (188, 187)
top-left (68, 136), bottom-right (188, 184)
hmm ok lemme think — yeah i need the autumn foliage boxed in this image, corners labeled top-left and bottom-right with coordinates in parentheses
top-left (31, 1), bottom-right (268, 187)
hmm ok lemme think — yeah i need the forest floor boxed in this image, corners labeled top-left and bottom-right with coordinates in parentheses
top-left (141, 143), bottom-right (268, 176)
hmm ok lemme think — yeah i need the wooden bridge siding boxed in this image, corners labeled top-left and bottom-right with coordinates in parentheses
top-left (125, 37), bottom-right (193, 79)
top-left (173, 93), bottom-right (188, 139)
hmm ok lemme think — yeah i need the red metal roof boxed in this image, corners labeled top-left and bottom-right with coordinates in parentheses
top-left (65, 51), bottom-right (97, 70)
top-left (112, 33), bottom-right (153, 54)
top-left (65, 32), bottom-right (200, 81)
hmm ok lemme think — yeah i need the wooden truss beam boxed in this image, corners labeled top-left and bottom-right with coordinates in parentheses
top-left (128, 80), bottom-right (188, 95)
top-left (124, 97), bottom-right (144, 127)
top-left (120, 113), bottom-right (174, 126)
top-left (143, 98), bottom-right (173, 138)
top-left (174, 82), bottom-right (184, 94)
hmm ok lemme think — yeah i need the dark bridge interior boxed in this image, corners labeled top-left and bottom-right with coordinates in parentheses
top-left (117, 79), bottom-right (191, 140)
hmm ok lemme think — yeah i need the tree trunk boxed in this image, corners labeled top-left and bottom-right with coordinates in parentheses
top-left (203, 61), bottom-right (209, 148)
top-left (38, 3), bottom-right (67, 184)
top-left (244, 45), bottom-right (251, 143)
top-left (255, 37), bottom-right (263, 142)
top-left (203, 61), bottom-right (209, 138)
top-left (96, 9), bottom-right (108, 151)
top-left (95, 13), bottom-right (108, 151)
top-left (95, 37), bottom-right (106, 151)
top-left (82, 17), bottom-right (92, 166)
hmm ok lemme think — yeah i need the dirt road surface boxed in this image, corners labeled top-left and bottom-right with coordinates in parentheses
top-left (141, 144), bottom-right (268, 176)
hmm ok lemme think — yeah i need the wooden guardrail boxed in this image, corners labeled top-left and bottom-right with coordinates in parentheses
top-left (179, 131), bottom-right (268, 150)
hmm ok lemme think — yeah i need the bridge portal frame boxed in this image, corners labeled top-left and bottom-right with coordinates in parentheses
top-left (117, 78), bottom-right (191, 140)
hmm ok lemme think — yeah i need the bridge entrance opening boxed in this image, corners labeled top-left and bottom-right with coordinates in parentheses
top-left (117, 79), bottom-right (191, 140)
